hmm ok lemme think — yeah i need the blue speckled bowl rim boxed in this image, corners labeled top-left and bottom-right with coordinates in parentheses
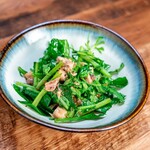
top-left (0, 20), bottom-right (149, 132)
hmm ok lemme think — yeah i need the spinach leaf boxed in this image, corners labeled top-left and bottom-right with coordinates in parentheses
top-left (18, 100), bottom-right (47, 116)
top-left (111, 77), bottom-right (128, 88)
top-left (45, 39), bottom-right (70, 60)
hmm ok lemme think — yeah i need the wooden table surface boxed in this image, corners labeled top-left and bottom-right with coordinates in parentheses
top-left (0, 0), bottom-right (150, 149)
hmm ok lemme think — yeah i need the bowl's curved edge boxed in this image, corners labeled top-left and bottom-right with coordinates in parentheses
top-left (0, 19), bottom-right (149, 132)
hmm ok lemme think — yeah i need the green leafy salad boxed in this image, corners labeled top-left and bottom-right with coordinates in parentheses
top-left (13, 37), bottom-right (128, 123)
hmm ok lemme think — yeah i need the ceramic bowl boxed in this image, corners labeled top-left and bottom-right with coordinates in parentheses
top-left (0, 20), bottom-right (149, 132)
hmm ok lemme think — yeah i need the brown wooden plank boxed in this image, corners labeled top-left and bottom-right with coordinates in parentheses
top-left (0, 35), bottom-right (13, 52)
top-left (0, 0), bottom-right (55, 20)
top-left (0, 0), bottom-right (116, 38)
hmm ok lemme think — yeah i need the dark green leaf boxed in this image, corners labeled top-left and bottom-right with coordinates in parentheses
top-left (13, 84), bottom-right (29, 101)
top-left (18, 100), bottom-right (46, 115)
top-left (18, 66), bottom-right (27, 77)
top-left (61, 86), bottom-right (76, 108)
top-left (111, 77), bottom-right (128, 88)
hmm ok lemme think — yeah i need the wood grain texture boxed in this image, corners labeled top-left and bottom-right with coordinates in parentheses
top-left (0, 0), bottom-right (150, 149)
top-left (0, 0), bottom-right (111, 38)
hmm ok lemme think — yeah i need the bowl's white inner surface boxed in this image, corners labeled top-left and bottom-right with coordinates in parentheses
top-left (0, 25), bottom-right (145, 128)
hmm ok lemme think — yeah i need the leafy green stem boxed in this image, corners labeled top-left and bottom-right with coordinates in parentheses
top-left (78, 52), bottom-right (111, 77)
top-left (33, 62), bottom-right (39, 87)
top-left (32, 88), bottom-right (47, 107)
top-left (16, 81), bottom-right (35, 89)
top-left (36, 61), bottom-right (63, 89)
top-left (55, 113), bottom-right (103, 123)
top-left (77, 98), bottom-right (111, 116)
